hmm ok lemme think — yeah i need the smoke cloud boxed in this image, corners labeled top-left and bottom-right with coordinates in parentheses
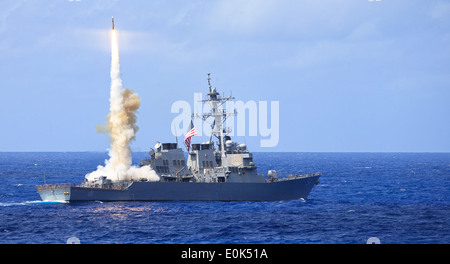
top-left (85, 29), bottom-right (159, 182)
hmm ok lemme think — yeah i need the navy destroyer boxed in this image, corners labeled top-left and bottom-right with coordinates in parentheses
top-left (36, 74), bottom-right (320, 202)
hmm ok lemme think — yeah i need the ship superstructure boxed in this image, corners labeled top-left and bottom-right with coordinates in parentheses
top-left (37, 74), bottom-right (321, 202)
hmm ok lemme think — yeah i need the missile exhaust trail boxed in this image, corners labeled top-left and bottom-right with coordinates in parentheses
top-left (84, 17), bottom-right (159, 183)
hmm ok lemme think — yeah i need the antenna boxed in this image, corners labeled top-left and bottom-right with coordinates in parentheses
top-left (173, 121), bottom-right (179, 146)
top-left (192, 72), bottom-right (236, 160)
top-left (207, 72), bottom-right (212, 92)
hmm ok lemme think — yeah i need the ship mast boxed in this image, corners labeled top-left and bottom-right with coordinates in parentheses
top-left (192, 73), bottom-right (236, 160)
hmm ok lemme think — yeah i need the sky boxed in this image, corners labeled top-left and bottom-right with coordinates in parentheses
top-left (0, 0), bottom-right (449, 152)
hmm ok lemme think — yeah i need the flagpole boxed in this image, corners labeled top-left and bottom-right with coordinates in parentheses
top-left (184, 120), bottom-right (198, 153)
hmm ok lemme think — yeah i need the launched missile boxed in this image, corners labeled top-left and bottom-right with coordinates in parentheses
top-left (112, 16), bottom-right (115, 30)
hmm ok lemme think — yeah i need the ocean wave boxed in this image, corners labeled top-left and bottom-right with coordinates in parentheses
top-left (0, 200), bottom-right (66, 207)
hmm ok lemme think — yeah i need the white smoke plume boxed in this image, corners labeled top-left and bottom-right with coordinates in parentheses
top-left (85, 29), bottom-right (159, 183)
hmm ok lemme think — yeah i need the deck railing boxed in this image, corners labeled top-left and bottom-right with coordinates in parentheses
top-left (36, 181), bottom-right (133, 191)
top-left (36, 183), bottom-right (74, 191)
top-left (277, 172), bottom-right (322, 181)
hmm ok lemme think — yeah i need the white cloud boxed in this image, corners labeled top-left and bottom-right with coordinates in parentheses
top-left (117, 30), bottom-right (190, 59)
top-left (205, 0), bottom-right (364, 39)
top-left (0, 0), bottom-right (26, 33)
top-left (430, 1), bottom-right (450, 21)
top-left (208, 0), bottom-right (278, 33)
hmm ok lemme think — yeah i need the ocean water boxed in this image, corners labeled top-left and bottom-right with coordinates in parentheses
top-left (0, 152), bottom-right (448, 244)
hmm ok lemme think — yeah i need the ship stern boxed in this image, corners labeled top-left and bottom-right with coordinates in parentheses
top-left (36, 184), bottom-right (72, 202)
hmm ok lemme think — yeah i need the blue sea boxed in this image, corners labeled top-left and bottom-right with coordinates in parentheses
top-left (0, 152), bottom-right (448, 244)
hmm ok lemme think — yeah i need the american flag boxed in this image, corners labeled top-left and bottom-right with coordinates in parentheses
top-left (184, 120), bottom-right (198, 151)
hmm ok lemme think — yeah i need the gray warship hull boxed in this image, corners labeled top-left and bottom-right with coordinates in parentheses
top-left (37, 174), bottom-right (320, 202)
